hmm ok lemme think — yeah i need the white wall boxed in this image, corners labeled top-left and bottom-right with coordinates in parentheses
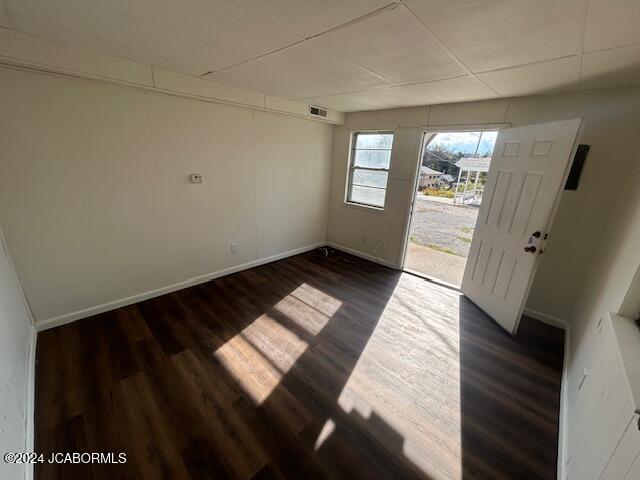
top-left (567, 146), bottom-right (640, 404)
top-left (0, 66), bottom-right (333, 326)
top-left (0, 226), bottom-right (35, 480)
top-left (327, 88), bottom-right (640, 322)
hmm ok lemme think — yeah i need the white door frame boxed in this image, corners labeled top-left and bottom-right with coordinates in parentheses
top-left (398, 123), bottom-right (510, 286)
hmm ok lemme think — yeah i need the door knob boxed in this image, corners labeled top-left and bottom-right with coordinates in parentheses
top-left (524, 246), bottom-right (537, 253)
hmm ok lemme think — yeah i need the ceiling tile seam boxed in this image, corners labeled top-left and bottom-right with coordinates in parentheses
top-left (307, 39), bottom-right (398, 85)
top-left (227, 0), bottom-right (304, 38)
top-left (215, 40), bottom-right (476, 102)
top-left (579, 0), bottom-right (590, 55)
top-left (7, 12), bottom-right (209, 75)
top-left (293, 74), bottom-right (472, 102)
top-left (295, 73), bottom-right (486, 104)
top-left (73, 0), bottom-right (304, 71)
top-left (229, 0), bottom-right (400, 41)
top-left (6, 12), bottom-right (167, 63)
top-left (401, 2), bottom-right (501, 97)
top-left (577, 0), bottom-right (589, 82)
top-left (211, 34), bottom-right (397, 90)
top-left (295, 1), bottom-right (486, 89)
top-left (393, 73), bottom-right (476, 89)
top-left (209, 2), bottom-right (402, 83)
top-left (473, 54), bottom-right (580, 75)
top-left (582, 39), bottom-right (640, 55)
top-left (295, 85), bottom-right (396, 103)
top-left (212, 37), bottom-right (310, 73)
top-left (211, 59), bottom-right (393, 100)
top-left (304, 1), bottom-right (400, 39)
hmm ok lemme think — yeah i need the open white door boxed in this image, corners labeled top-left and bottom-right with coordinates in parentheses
top-left (461, 119), bottom-right (581, 334)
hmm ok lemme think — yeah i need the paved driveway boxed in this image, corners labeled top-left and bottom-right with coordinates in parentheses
top-left (409, 195), bottom-right (479, 257)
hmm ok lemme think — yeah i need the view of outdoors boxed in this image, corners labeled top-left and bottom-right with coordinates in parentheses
top-left (404, 131), bottom-right (498, 286)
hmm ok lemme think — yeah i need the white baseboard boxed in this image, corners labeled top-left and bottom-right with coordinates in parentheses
top-left (557, 324), bottom-right (570, 480)
top-left (326, 241), bottom-right (398, 269)
top-left (24, 326), bottom-right (37, 480)
top-left (36, 242), bottom-right (326, 331)
top-left (523, 307), bottom-right (568, 330)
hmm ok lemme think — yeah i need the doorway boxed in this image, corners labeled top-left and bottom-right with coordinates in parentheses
top-left (403, 129), bottom-right (499, 287)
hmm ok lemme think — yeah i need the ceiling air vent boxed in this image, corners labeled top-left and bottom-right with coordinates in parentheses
top-left (309, 105), bottom-right (328, 118)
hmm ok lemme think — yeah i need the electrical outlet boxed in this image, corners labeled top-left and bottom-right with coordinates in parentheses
top-left (230, 242), bottom-right (237, 254)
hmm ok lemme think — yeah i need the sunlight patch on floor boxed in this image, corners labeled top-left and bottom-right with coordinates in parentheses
top-left (334, 277), bottom-right (463, 480)
top-left (314, 418), bottom-right (336, 451)
top-left (214, 311), bottom-right (308, 404)
top-left (274, 283), bottom-right (342, 335)
top-left (214, 283), bottom-right (342, 405)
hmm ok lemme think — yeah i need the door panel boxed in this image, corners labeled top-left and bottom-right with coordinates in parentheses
top-left (510, 172), bottom-right (543, 235)
top-left (487, 170), bottom-right (513, 226)
top-left (462, 119), bottom-right (581, 333)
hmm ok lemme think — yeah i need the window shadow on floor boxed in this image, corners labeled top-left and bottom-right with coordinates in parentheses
top-left (34, 250), bottom-right (564, 480)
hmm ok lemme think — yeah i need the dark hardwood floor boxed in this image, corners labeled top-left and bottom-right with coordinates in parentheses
top-left (35, 250), bottom-right (564, 480)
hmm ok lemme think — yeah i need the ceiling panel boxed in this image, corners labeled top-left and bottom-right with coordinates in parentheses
top-left (232, 0), bottom-right (392, 37)
top-left (582, 44), bottom-right (640, 89)
top-left (303, 88), bottom-right (412, 112)
top-left (6, 0), bottom-right (301, 74)
top-left (404, 0), bottom-right (587, 73)
top-left (4, 0), bottom-right (640, 113)
top-left (477, 56), bottom-right (581, 98)
top-left (85, 0), bottom-right (301, 61)
top-left (584, 0), bottom-right (640, 52)
top-left (254, 42), bottom-right (392, 97)
top-left (7, 13), bottom-right (211, 75)
top-left (312, 4), bottom-right (465, 84)
top-left (305, 76), bottom-right (497, 112)
top-left (205, 63), bottom-right (333, 99)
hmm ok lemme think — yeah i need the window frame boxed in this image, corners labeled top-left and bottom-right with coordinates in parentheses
top-left (345, 130), bottom-right (394, 210)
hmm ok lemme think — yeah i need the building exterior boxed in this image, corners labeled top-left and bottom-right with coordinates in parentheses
top-left (418, 166), bottom-right (444, 189)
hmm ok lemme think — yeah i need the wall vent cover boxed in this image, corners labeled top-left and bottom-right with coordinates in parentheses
top-left (310, 105), bottom-right (328, 118)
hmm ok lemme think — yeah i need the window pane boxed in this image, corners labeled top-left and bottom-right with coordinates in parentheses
top-left (354, 149), bottom-right (391, 169)
top-left (352, 169), bottom-right (388, 188)
top-left (349, 185), bottom-right (386, 207)
top-left (356, 133), bottom-right (393, 149)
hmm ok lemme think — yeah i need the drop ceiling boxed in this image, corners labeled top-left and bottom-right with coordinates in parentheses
top-left (2, 0), bottom-right (640, 112)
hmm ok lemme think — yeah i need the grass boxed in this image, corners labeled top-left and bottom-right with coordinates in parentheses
top-left (458, 236), bottom-right (472, 243)
top-left (410, 235), bottom-right (464, 256)
top-left (426, 244), bottom-right (463, 257)
top-left (410, 235), bottom-right (423, 245)
top-left (459, 227), bottom-right (473, 234)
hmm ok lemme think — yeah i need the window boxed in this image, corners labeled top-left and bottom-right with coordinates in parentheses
top-left (346, 131), bottom-right (394, 209)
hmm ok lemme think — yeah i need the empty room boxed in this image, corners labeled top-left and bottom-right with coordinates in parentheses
top-left (2, 1), bottom-right (640, 479)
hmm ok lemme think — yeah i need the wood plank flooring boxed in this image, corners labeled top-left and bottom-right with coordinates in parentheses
top-left (35, 250), bottom-right (564, 479)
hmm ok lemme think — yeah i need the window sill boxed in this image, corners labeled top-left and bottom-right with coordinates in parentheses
top-left (343, 201), bottom-right (385, 214)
